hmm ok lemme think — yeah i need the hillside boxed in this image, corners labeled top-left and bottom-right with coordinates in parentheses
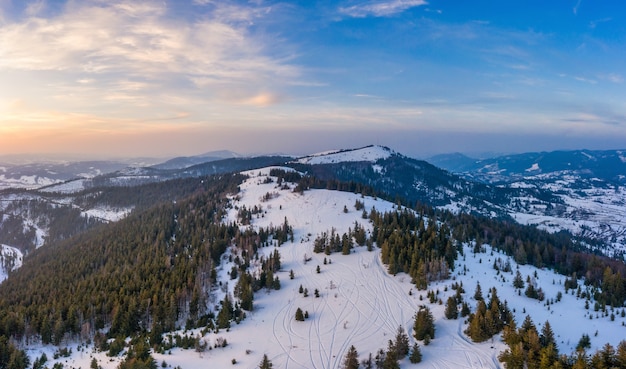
top-left (1, 166), bottom-right (625, 369)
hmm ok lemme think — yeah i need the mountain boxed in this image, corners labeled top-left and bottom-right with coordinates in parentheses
top-left (290, 145), bottom-right (562, 219)
top-left (151, 150), bottom-right (242, 170)
top-left (1, 162), bottom-right (625, 369)
top-left (430, 149), bottom-right (626, 184)
top-left (0, 161), bottom-right (134, 190)
top-left (427, 152), bottom-right (479, 173)
top-left (427, 149), bottom-right (626, 256)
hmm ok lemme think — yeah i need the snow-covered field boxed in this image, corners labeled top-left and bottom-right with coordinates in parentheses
top-left (15, 167), bottom-right (626, 369)
top-left (38, 179), bottom-right (88, 194)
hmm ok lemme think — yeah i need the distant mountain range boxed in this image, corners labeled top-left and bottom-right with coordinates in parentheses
top-left (428, 149), bottom-right (626, 184)
top-left (0, 145), bottom-right (625, 258)
top-left (150, 150), bottom-right (242, 170)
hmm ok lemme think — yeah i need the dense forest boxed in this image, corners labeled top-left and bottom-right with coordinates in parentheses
top-left (0, 174), bottom-right (245, 344)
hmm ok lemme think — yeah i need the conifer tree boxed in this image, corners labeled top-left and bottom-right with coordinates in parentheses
top-left (217, 295), bottom-right (233, 329)
top-left (409, 343), bottom-right (422, 364)
top-left (295, 307), bottom-right (305, 321)
top-left (513, 270), bottom-right (525, 289)
top-left (539, 321), bottom-right (557, 353)
top-left (474, 282), bottom-right (483, 301)
top-left (445, 296), bottom-right (458, 319)
top-left (259, 354), bottom-right (273, 369)
top-left (343, 345), bottom-right (359, 369)
top-left (383, 340), bottom-right (399, 369)
top-left (393, 326), bottom-right (410, 357)
top-left (413, 306), bottom-right (435, 341)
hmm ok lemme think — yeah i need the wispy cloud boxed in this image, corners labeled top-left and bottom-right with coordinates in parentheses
top-left (589, 17), bottom-right (611, 29)
top-left (573, 0), bottom-right (582, 15)
top-left (574, 76), bottom-right (597, 84)
top-left (600, 73), bottom-right (623, 84)
top-left (339, 0), bottom-right (427, 18)
top-left (0, 0), bottom-right (299, 108)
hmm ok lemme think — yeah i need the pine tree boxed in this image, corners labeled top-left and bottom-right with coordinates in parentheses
top-left (413, 306), bottom-right (435, 340)
top-left (445, 296), bottom-right (458, 319)
top-left (474, 282), bottom-right (483, 301)
top-left (393, 326), bottom-right (410, 357)
top-left (539, 321), bottom-right (557, 352)
top-left (616, 341), bottom-right (626, 368)
top-left (513, 270), bottom-right (525, 289)
top-left (383, 340), bottom-right (400, 369)
top-left (576, 334), bottom-right (591, 351)
top-left (217, 295), bottom-right (233, 329)
top-left (343, 345), bottom-right (359, 369)
top-left (259, 354), bottom-right (273, 369)
top-left (295, 307), bottom-right (305, 321)
top-left (409, 343), bottom-right (422, 364)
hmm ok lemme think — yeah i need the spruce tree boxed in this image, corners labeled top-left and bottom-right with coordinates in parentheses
top-left (383, 340), bottom-right (399, 369)
top-left (539, 321), bottom-right (557, 352)
top-left (413, 306), bottom-right (435, 340)
top-left (474, 282), bottom-right (483, 301)
top-left (513, 270), bottom-right (525, 289)
top-left (259, 354), bottom-right (273, 369)
top-left (343, 345), bottom-right (359, 369)
top-left (393, 326), bottom-right (410, 357)
top-left (409, 343), bottom-right (422, 364)
top-left (295, 307), bottom-right (305, 321)
top-left (445, 296), bottom-right (458, 319)
top-left (217, 295), bottom-right (233, 329)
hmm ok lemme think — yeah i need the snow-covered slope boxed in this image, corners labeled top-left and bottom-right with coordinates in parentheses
top-left (21, 166), bottom-right (626, 369)
top-left (0, 244), bottom-right (23, 283)
top-left (295, 145), bottom-right (394, 165)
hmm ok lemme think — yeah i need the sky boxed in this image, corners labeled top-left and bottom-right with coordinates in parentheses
top-left (0, 0), bottom-right (625, 160)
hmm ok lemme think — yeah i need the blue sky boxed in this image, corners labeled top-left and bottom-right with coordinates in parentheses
top-left (0, 0), bottom-right (624, 159)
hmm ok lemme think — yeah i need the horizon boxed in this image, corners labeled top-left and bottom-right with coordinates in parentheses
top-left (1, 143), bottom-right (626, 165)
top-left (1, 0), bottom-right (625, 159)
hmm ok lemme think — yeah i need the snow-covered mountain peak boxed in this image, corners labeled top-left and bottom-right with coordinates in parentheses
top-left (294, 145), bottom-right (395, 165)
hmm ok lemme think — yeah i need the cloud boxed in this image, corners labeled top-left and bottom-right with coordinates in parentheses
top-left (573, 0), bottom-right (582, 15)
top-left (0, 0), bottom-right (299, 104)
top-left (599, 73), bottom-right (623, 84)
top-left (574, 76), bottom-right (597, 84)
top-left (241, 92), bottom-right (284, 107)
top-left (339, 0), bottom-right (427, 18)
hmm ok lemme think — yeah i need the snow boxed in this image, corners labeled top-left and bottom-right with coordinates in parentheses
top-left (372, 164), bottom-right (384, 174)
top-left (0, 174), bottom-right (58, 190)
top-left (525, 163), bottom-right (540, 172)
top-left (0, 244), bottom-right (23, 283)
top-left (39, 179), bottom-right (87, 194)
top-left (294, 145), bottom-right (393, 165)
top-left (82, 207), bottom-right (133, 222)
top-left (16, 167), bottom-right (626, 369)
top-left (508, 183), bottom-right (626, 258)
top-left (581, 151), bottom-right (595, 160)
